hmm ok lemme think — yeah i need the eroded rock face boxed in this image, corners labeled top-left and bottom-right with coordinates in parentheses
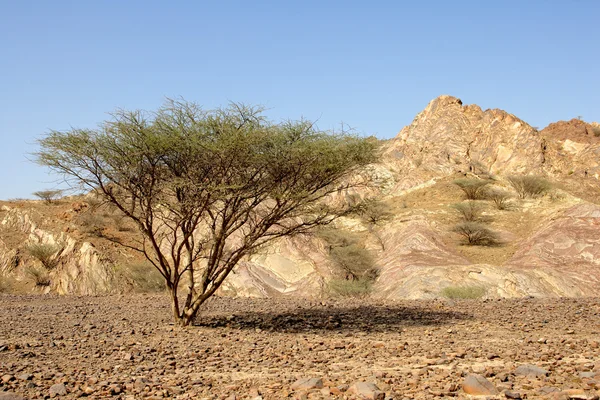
top-left (382, 95), bottom-right (545, 192)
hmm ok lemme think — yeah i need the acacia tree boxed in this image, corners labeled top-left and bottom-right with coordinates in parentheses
top-left (36, 100), bottom-right (376, 326)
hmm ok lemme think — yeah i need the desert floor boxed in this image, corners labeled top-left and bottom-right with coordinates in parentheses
top-left (0, 295), bottom-right (599, 399)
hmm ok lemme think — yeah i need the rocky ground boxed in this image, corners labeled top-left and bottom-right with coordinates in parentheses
top-left (0, 295), bottom-right (599, 400)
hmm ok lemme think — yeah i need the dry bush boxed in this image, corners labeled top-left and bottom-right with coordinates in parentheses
top-left (0, 276), bottom-right (13, 293)
top-left (116, 262), bottom-right (166, 292)
top-left (483, 187), bottom-right (513, 210)
top-left (507, 175), bottom-right (552, 199)
top-left (26, 243), bottom-right (60, 270)
top-left (452, 222), bottom-right (501, 246)
top-left (330, 245), bottom-right (378, 281)
top-left (317, 228), bottom-right (359, 249)
top-left (32, 189), bottom-right (63, 204)
top-left (77, 212), bottom-right (105, 236)
top-left (453, 178), bottom-right (491, 200)
top-left (451, 201), bottom-right (486, 222)
top-left (25, 266), bottom-right (51, 287)
top-left (353, 198), bottom-right (394, 225)
top-left (440, 285), bottom-right (486, 299)
top-left (326, 278), bottom-right (372, 298)
top-left (592, 126), bottom-right (600, 137)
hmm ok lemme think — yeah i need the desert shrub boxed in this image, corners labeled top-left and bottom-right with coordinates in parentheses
top-left (317, 228), bottom-right (359, 249)
top-left (108, 214), bottom-right (133, 232)
top-left (440, 285), bottom-right (486, 299)
top-left (507, 175), bottom-right (552, 199)
top-left (77, 212), bottom-right (105, 236)
top-left (25, 266), bottom-right (51, 287)
top-left (453, 178), bottom-right (491, 200)
top-left (117, 262), bottom-right (166, 292)
top-left (32, 189), bottom-right (63, 204)
top-left (26, 242), bottom-right (60, 270)
top-left (592, 126), bottom-right (600, 137)
top-left (330, 245), bottom-right (378, 281)
top-left (451, 201), bottom-right (486, 221)
top-left (483, 188), bottom-right (513, 210)
top-left (327, 278), bottom-right (372, 298)
top-left (353, 198), bottom-right (394, 225)
top-left (452, 222), bottom-right (501, 246)
top-left (0, 276), bottom-right (13, 293)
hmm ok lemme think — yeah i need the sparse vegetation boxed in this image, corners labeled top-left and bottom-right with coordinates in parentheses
top-left (26, 242), bottom-right (60, 270)
top-left (116, 262), bottom-right (166, 292)
top-left (484, 187), bottom-right (513, 210)
top-left (440, 285), bottom-right (486, 299)
top-left (327, 278), bottom-right (373, 298)
top-left (77, 212), bottom-right (105, 236)
top-left (452, 222), bottom-right (501, 246)
top-left (353, 198), bottom-right (394, 225)
top-left (0, 276), bottom-right (13, 293)
top-left (451, 201), bottom-right (486, 222)
top-left (330, 245), bottom-right (377, 281)
top-left (32, 189), bottom-right (63, 204)
top-left (25, 266), bottom-right (51, 287)
top-left (453, 178), bottom-right (491, 200)
top-left (592, 125), bottom-right (600, 137)
top-left (507, 175), bottom-right (552, 199)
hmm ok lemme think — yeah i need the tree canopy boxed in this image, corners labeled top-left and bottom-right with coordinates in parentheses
top-left (36, 100), bottom-right (377, 326)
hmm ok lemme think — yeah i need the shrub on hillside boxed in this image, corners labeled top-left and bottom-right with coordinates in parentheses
top-left (440, 285), bottom-right (486, 299)
top-left (32, 189), bottom-right (63, 205)
top-left (483, 187), bottom-right (513, 210)
top-left (326, 278), bottom-right (373, 298)
top-left (353, 198), bottom-right (394, 225)
top-left (452, 222), bottom-right (501, 246)
top-left (453, 178), bottom-right (491, 200)
top-left (330, 245), bottom-right (378, 281)
top-left (507, 175), bottom-right (552, 199)
top-left (451, 201), bottom-right (486, 222)
top-left (116, 262), bottom-right (166, 292)
top-left (25, 266), bottom-right (51, 287)
top-left (26, 242), bottom-right (60, 270)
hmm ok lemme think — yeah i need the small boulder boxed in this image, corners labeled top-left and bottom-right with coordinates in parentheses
top-left (348, 382), bottom-right (385, 400)
top-left (463, 374), bottom-right (499, 396)
top-left (49, 383), bottom-right (68, 397)
top-left (290, 377), bottom-right (323, 391)
top-left (514, 364), bottom-right (549, 378)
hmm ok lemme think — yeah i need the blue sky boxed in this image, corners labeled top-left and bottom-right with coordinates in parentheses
top-left (1, 0), bottom-right (598, 199)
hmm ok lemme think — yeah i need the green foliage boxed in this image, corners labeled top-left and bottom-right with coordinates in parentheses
top-left (452, 222), bottom-right (501, 246)
top-left (36, 99), bottom-right (377, 326)
top-left (32, 189), bottom-right (63, 204)
top-left (326, 278), bottom-right (372, 298)
top-left (317, 228), bottom-right (359, 249)
top-left (451, 201), bottom-right (486, 222)
top-left (453, 178), bottom-right (491, 200)
top-left (483, 187), bottom-right (513, 210)
top-left (330, 244), bottom-right (378, 281)
top-left (26, 242), bottom-right (60, 270)
top-left (507, 175), bottom-right (552, 199)
top-left (440, 285), bottom-right (486, 299)
top-left (353, 198), bottom-right (394, 225)
top-left (25, 266), bottom-right (51, 287)
top-left (116, 262), bottom-right (166, 293)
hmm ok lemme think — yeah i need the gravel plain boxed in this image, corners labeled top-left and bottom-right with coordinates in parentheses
top-left (1, 295), bottom-right (599, 399)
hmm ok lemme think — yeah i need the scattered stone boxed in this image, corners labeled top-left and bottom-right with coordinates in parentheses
top-left (505, 390), bottom-right (522, 399)
top-left (0, 393), bottom-right (26, 400)
top-left (1, 374), bottom-right (15, 383)
top-left (49, 383), bottom-right (68, 397)
top-left (348, 382), bottom-right (385, 400)
top-left (514, 364), bottom-right (549, 377)
top-left (463, 374), bottom-right (499, 396)
top-left (290, 377), bottom-right (323, 391)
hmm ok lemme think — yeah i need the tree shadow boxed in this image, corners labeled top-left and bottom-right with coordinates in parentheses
top-left (194, 301), bottom-right (471, 333)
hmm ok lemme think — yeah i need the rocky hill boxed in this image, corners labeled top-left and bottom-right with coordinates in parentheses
top-left (1, 96), bottom-right (599, 299)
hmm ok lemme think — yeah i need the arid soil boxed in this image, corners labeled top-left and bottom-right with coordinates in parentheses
top-left (1, 296), bottom-right (599, 399)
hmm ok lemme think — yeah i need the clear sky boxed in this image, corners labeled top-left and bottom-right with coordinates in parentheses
top-left (1, 0), bottom-right (598, 200)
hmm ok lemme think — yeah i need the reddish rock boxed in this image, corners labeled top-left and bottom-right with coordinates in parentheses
top-left (463, 374), bottom-right (498, 396)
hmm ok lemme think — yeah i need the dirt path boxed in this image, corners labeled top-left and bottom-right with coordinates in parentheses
top-left (0, 295), bottom-right (599, 399)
